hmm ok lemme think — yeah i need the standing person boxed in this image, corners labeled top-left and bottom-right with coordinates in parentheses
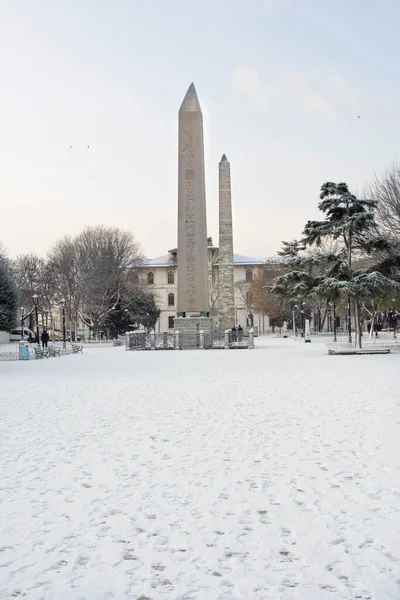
top-left (231, 325), bottom-right (237, 342)
top-left (41, 329), bottom-right (49, 349)
top-left (237, 324), bottom-right (243, 341)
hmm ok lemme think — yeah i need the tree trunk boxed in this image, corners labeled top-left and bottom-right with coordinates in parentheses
top-left (354, 296), bottom-right (362, 349)
top-left (347, 296), bottom-right (352, 343)
top-left (321, 308), bottom-right (327, 330)
top-left (369, 311), bottom-right (377, 338)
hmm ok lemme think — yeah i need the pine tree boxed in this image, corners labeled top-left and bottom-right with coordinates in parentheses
top-left (0, 261), bottom-right (17, 331)
top-left (271, 183), bottom-right (399, 348)
top-left (123, 291), bottom-right (160, 332)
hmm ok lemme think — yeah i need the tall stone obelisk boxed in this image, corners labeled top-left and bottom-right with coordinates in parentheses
top-left (218, 155), bottom-right (235, 329)
top-left (177, 83), bottom-right (209, 315)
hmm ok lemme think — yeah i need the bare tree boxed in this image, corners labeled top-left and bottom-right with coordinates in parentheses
top-left (12, 253), bottom-right (44, 328)
top-left (208, 248), bottom-right (219, 316)
top-left (368, 162), bottom-right (400, 237)
top-left (74, 226), bottom-right (143, 339)
top-left (235, 280), bottom-right (254, 326)
top-left (48, 236), bottom-right (81, 339)
top-left (250, 263), bottom-right (290, 331)
top-left (13, 253), bottom-right (42, 294)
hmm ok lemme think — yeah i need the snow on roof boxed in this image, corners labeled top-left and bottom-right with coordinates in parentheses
top-left (232, 253), bottom-right (265, 266)
top-left (143, 254), bottom-right (176, 268)
top-left (142, 252), bottom-right (279, 268)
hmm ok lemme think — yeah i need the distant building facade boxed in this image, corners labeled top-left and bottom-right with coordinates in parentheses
top-left (141, 240), bottom-right (274, 333)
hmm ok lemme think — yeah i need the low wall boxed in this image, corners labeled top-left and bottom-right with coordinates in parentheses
top-left (0, 331), bottom-right (10, 344)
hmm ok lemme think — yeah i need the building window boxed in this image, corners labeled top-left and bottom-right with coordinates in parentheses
top-left (167, 271), bottom-right (174, 284)
top-left (168, 316), bottom-right (175, 329)
top-left (147, 272), bottom-right (154, 285)
top-left (246, 269), bottom-right (253, 282)
top-left (168, 292), bottom-right (175, 306)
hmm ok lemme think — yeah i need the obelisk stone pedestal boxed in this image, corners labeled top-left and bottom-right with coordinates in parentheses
top-left (174, 316), bottom-right (213, 349)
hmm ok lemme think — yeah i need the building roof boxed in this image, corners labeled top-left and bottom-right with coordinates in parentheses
top-left (142, 252), bottom-right (279, 268)
top-left (144, 254), bottom-right (176, 268)
top-left (232, 254), bottom-right (265, 266)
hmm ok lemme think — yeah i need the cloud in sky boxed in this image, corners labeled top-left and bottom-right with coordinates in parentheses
top-left (232, 65), bottom-right (361, 121)
top-left (261, 0), bottom-right (274, 10)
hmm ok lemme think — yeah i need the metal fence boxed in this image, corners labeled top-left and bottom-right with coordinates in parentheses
top-left (155, 332), bottom-right (175, 350)
top-left (126, 328), bottom-right (254, 351)
top-left (212, 330), bottom-right (226, 349)
top-left (292, 331), bottom-right (400, 350)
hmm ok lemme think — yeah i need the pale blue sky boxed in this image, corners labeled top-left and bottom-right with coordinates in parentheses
top-left (1, 0), bottom-right (400, 259)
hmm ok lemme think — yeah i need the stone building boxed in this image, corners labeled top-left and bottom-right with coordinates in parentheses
top-left (141, 241), bottom-right (273, 333)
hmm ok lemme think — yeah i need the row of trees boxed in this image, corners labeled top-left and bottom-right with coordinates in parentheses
top-left (262, 178), bottom-right (400, 348)
top-left (1, 226), bottom-right (160, 339)
top-left (239, 163), bottom-right (400, 345)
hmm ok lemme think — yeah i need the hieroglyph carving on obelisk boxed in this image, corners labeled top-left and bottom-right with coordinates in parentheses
top-left (218, 154), bottom-right (235, 329)
top-left (177, 83), bottom-right (209, 314)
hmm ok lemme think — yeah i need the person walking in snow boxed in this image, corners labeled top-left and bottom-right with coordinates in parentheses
top-left (41, 329), bottom-right (49, 349)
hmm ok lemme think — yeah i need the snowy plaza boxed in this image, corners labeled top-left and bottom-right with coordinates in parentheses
top-left (1, 338), bottom-right (400, 600)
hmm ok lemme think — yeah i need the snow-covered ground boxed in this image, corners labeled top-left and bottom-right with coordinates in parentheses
top-left (1, 338), bottom-right (399, 600)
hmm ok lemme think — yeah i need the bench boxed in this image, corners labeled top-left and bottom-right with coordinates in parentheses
top-left (34, 347), bottom-right (49, 359)
top-left (328, 347), bottom-right (390, 355)
top-left (72, 344), bottom-right (83, 354)
top-left (48, 346), bottom-right (61, 357)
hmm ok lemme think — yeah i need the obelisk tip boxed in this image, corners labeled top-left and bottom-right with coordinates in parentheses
top-left (179, 83), bottom-right (201, 112)
top-left (220, 154), bottom-right (229, 163)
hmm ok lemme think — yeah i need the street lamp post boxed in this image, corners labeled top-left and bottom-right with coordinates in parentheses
top-left (391, 299), bottom-right (397, 339)
top-left (48, 303), bottom-right (53, 342)
top-left (32, 294), bottom-right (39, 344)
top-left (347, 297), bottom-right (352, 344)
top-left (333, 302), bottom-right (337, 343)
top-left (297, 301), bottom-right (306, 337)
top-left (61, 298), bottom-right (66, 348)
top-left (20, 307), bottom-right (25, 340)
top-left (329, 302), bottom-right (337, 342)
top-left (293, 304), bottom-right (298, 337)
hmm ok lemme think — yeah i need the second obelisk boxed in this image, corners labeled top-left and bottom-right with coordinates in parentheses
top-left (177, 83), bottom-right (209, 315)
